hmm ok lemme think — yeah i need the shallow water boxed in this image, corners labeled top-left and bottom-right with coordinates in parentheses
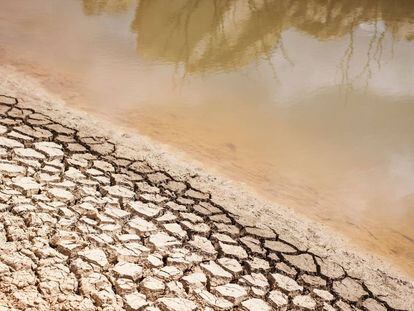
top-left (1, 0), bottom-right (414, 275)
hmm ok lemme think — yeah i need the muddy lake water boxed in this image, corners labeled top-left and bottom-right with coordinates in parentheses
top-left (0, 0), bottom-right (413, 276)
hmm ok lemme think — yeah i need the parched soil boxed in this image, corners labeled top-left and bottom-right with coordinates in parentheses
top-left (0, 94), bottom-right (411, 311)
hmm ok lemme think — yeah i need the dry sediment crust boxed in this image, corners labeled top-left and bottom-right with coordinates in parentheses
top-left (0, 95), bottom-right (412, 311)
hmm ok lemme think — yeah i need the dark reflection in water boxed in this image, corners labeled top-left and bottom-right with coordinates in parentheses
top-left (129, 0), bottom-right (414, 73)
top-left (81, 0), bottom-right (414, 72)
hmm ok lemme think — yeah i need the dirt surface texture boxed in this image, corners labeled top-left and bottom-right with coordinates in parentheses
top-left (0, 66), bottom-right (413, 310)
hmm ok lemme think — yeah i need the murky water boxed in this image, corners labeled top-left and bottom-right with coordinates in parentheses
top-left (1, 0), bottom-right (414, 275)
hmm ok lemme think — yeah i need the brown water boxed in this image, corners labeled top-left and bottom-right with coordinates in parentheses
top-left (1, 0), bottom-right (414, 275)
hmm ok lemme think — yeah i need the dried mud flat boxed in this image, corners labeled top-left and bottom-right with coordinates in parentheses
top-left (0, 67), bottom-right (413, 311)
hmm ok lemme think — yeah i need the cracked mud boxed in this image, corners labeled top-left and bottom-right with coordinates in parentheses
top-left (0, 94), bottom-right (408, 310)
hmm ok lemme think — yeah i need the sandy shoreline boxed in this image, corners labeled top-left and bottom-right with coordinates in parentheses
top-left (0, 64), bottom-right (413, 309)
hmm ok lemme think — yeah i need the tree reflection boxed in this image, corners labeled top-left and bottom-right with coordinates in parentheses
top-left (82, 0), bottom-right (414, 74)
top-left (130, 0), bottom-right (414, 73)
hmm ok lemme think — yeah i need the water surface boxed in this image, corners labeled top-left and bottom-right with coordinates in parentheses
top-left (1, 0), bottom-right (414, 275)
